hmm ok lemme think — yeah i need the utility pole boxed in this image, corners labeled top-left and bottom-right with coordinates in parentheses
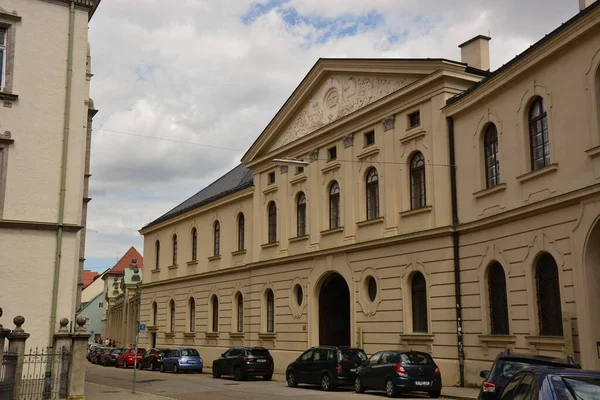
top-left (133, 320), bottom-right (139, 394)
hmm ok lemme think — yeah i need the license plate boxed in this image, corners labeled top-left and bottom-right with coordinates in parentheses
top-left (188, 361), bottom-right (196, 364)
top-left (350, 368), bottom-right (357, 372)
top-left (257, 359), bottom-right (267, 363)
top-left (415, 381), bottom-right (431, 386)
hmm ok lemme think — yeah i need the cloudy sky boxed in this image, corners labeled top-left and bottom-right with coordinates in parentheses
top-left (84, 0), bottom-right (578, 271)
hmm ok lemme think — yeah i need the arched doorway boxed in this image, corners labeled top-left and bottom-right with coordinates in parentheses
top-left (584, 218), bottom-right (600, 368)
top-left (319, 273), bottom-right (350, 346)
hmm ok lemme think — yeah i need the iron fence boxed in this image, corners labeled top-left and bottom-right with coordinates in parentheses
top-left (19, 347), bottom-right (70, 400)
top-left (0, 349), bottom-right (17, 400)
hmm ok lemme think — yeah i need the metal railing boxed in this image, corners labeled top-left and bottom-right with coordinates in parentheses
top-left (19, 347), bottom-right (70, 400)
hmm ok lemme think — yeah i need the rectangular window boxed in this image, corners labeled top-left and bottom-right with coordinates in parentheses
top-left (267, 171), bottom-right (275, 185)
top-left (0, 29), bottom-right (6, 90)
top-left (328, 146), bottom-right (337, 161)
top-left (296, 166), bottom-right (304, 175)
top-left (364, 131), bottom-right (375, 146)
top-left (408, 111), bottom-right (421, 129)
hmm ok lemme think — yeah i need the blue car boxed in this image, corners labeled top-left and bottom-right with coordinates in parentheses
top-left (498, 367), bottom-right (600, 399)
top-left (160, 348), bottom-right (203, 373)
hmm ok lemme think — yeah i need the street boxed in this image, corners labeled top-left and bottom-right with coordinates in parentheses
top-left (84, 364), bottom-right (464, 400)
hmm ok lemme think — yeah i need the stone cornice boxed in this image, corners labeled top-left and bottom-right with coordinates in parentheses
top-left (39, 0), bottom-right (101, 20)
top-left (0, 219), bottom-right (83, 232)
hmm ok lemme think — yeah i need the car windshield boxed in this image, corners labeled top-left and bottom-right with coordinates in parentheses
top-left (338, 349), bottom-right (367, 363)
top-left (136, 348), bottom-right (146, 354)
top-left (111, 349), bottom-right (121, 354)
top-left (247, 349), bottom-right (270, 357)
top-left (400, 352), bottom-right (434, 365)
top-left (552, 376), bottom-right (600, 400)
top-left (181, 349), bottom-right (199, 356)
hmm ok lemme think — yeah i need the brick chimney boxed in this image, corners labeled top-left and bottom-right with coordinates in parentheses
top-left (580, 0), bottom-right (596, 10)
top-left (458, 35), bottom-right (491, 71)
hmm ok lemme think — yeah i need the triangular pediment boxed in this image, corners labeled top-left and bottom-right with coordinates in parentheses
top-left (242, 59), bottom-right (468, 165)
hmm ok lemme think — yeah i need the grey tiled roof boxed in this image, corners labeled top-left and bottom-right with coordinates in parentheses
top-left (143, 164), bottom-right (253, 229)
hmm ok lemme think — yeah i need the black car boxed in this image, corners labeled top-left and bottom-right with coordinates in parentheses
top-left (498, 367), bottom-right (600, 399)
top-left (478, 349), bottom-right (580, 400)
top-left (286, 346), bottom-right (367, 391)
top-left (101, 348), bottom-right (123, 366)
top-left (355, 350), bottom-right (442, 398)
top-left (92, 347), bottom-right (109, 364)
top-left (140, 348), bottom-right (171, 371)
top-left (212, 347), bottom-right (273, 381)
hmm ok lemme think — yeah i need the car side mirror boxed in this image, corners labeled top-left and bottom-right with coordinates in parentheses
top-left (480, 370), bottom-right (490, 379)
top-left (221, 353), bottom-right (225, 358)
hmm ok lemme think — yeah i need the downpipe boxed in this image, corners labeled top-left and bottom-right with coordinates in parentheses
top-left (447, 116), bottom-right (465, 387)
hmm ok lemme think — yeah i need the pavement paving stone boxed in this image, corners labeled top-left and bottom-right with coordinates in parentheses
top-left (85, 382), bottom-right (175, 400)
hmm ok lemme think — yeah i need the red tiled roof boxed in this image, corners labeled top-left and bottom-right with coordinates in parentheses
top-left (82, 271), bottom-right (99, 289)
top-left (106, 246), bottom-right (143, 275)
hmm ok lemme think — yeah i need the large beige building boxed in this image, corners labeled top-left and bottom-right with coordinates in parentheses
top-left (0, 0), bottom-right (99, 348)
top-left (139, 1), bottom-right (600, 386)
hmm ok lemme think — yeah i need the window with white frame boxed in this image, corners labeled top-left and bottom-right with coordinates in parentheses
top-left (0, 29), bottom-right (6, 90)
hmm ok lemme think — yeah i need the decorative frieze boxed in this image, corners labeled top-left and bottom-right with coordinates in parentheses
top-left (382, 115), bottom-right (395, 132)
top-left (343, 133), bottom-right (354, 148)
top-left (279, 165), bottom-right (288, 174)
top-left (309, 149), bottom-right (319, 162)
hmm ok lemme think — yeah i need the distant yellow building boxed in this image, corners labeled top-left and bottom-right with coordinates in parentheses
top-left (139, 1), bottom-right (600, 386)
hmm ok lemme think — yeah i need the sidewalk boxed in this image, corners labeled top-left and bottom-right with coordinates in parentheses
top-left (442, 386), bottom-right (479, 399)
top-left (85, 382), bottom-right (175, 400)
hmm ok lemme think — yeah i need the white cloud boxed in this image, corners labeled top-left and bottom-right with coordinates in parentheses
top-left (86, 0), bottom-right (578, 258)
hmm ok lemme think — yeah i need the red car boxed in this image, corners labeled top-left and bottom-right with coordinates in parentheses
top-left (116, 348), bottom-right (146, 368)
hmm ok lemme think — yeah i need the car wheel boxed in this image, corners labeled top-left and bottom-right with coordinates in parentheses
top-left (137, 362), bottom-right (142, 370)
top-left (212, 366), bottom-right (221, 378)
top-left (123, 362), bottom-right (127, 369)
top-left (233, 367), bottom-right (243, 381)
top-left (173, 364), bottom-right (179, 374)
top-left (160, 363), bottom-right (165, 373)
top-left (355, 377), bottom-right (365, 393)
top-left (321, 373), bottom-right (335, 391)
top-left (151, 362), bottom-right (155, 371)
top-left (263, 374), bottom-right (272, 381)
top-left (385, 378), bottom-right (398, 398)
top-left (286, 371), bottom-right (298, 387)
top-left (429, 390), bottom-right (441, 398)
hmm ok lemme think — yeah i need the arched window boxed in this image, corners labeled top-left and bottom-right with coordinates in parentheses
top-left (211, 295), bottom-right (219, 332)
top-left (484, 124), bottom-right (500, 188)
top-left (366, 168), bottom-right (379, 220)
top-left (410, 152), bottom-right (426, 209)
top-left (297, 192), bottom-right (307, 237)
top-left (535, 253), bottom-right (563, 336)
top-left (213, 221), bottom-right (220, 256)
top-left (155, 240), bottom-right (160, 269)
top-left (329, 181), bottom-right (340, 229)
top-left (488, 262), bottom-right (509, 335)
top-left (266, 289), bottom-right (275, 333)
top-left (411, 272), bottom-right (428, 333)
top-left (236, 293), bottom-right (243, 333)
top-left (268, 202), bottom-right (277, 243)
top-left (529, 97), bottom-right (550, 171)
top-left (172, 234), bottom-right (178, 266)
top-left (191, 228), bottom-right (197, 261)
top-left (169, 300), bottom-right (175, 333)
top-left (152, 302), bottom-right (157, 326)
top-left (237, 213), bottom-right (245, 251)
top-left (188, 298), bottom-right (196, 332)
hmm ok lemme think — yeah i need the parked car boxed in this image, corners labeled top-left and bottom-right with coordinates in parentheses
top-left (160, 348), bottom-right (203, 373)
top-left (478, 349), bottom-right (580, 400)
top-left (92, 347), bottom-right (109, 364)
top-left (212, 347), bottom-right (273, 381)
top-left (498, 367), bottom-right (600, 399)
top-left (286, 346), bottom-right (367, 391)
top-left (139, 348), bottom-right (171, 371)
top-left (87, 344), bottom-right (100, 361)
top-left (355, 350), bottom-right (442, 398)
top-left (101, 348), bottom-right (123, 367)
top-left (116, 348), bottom-right (146, 368)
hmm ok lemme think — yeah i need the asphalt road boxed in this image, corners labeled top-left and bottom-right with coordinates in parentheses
top-left (85, 364), bottom-right (454, 400)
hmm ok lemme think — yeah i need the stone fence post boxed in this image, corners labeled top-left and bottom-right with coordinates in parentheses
top-left (8, 316), bottom-right (30, 400)
top-left (53, 318), bottom-right (72, 399)
top-left (0, 308), bottom-right (9, 368)
top-left (68, 316), bottom-right (91, 400)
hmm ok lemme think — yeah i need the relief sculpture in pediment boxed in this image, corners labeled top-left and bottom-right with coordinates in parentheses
top-left (271, 74), bottom-right (413, 150)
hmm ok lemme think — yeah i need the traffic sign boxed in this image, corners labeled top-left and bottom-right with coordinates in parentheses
top-left (139, 324), bottom-right (146, 332)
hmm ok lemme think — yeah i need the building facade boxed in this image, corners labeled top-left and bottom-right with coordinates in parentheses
top-left (0, 0), bottom-right (100, 348)
top-left (77, 291), bottom-right (105, 343)
top-left (139, 1), bottom-right (600, 386)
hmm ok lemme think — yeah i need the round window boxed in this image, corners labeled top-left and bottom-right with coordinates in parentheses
top-left (295, 284), bottom-right (304, 306)
top-left (367, 276), bottom-right (377, 302)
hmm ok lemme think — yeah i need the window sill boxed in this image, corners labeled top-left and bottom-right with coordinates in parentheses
top-left (473, 183), bottom-right (507, 199)
top-left (400, 129), bottom-right (426, 144)
top-left (231, 249), bottom-right (247, 256)
top-left (208, 255), bottom-right (221, 261)
top-left (164, 332), bottom-right (176, 338)
top-left (525, 335), bottom-right (565, 345)
top-left (0, 92), bottom-right (18, 102)
top-left (399, 333), bottom-right (434, 342)
top-left (290, 174), bottom-right (307, 185)
top-left (320, 227), bottom-right (344, 236)
top-left (205, 332), bottom-right (220, 338)
top-left (478, 334), bottom-right (516, 344)
top-left (289, 235), bottom-right (309, 243)
top-left (321, 161), bottom-right (341, 174)
top-left (263, 185), bottom-right (278, 195)
top-left (261, 242), bottom-right (279, 249)
top-left (151, 268), bottom-right (160, 274)
top-left (147, 325), bottom-right (158, 332)
top-left (517, 163), bottom-right (558, 183)
top-left (586, 145), bottom-right (600, 158)
top-left (357, 217), bottom-right (384, 227)
top-left (399, 206), bottom-right (432, 218)
top-left (357, 146), bottom-right (380, 160)
top-left (229, 332), bottom-right (245, 338)
top-left (167, 264), bottom-right (178, 270)
top-left (183, 332), bottom-right (196, 338)
top-left (258, 332), bottom-right (277, 339)
top-left (186, 260), bottom-right (198, 266)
